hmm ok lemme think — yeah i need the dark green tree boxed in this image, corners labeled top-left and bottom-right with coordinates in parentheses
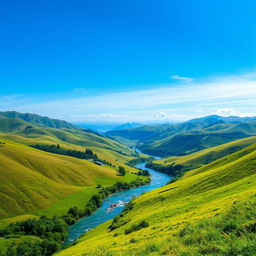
top-left (118, 166), bottom-right (126, 176)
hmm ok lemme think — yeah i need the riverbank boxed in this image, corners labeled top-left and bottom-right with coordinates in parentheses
top-left (65, 162), bottom-right (170, 244)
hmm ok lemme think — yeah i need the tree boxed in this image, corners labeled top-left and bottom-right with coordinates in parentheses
top-left (68, 207), bottom-right (79, 220)
top-left (118, 166), bottom-right (126, 176)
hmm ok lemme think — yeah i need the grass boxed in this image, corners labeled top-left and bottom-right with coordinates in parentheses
top-left (156, 136), bottom-right (256, 168)
top-left (0, 137), bottom-right (142, 226)
top-left (56, 141), bottom-right (256, 256)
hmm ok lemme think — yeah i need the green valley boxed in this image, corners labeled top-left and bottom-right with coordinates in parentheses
top-left (56, 138), bottom-right (256, 256)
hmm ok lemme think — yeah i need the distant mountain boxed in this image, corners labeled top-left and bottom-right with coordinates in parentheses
top-left (106, 115), bottom-right (256, 156)
top-left (0, 111), bottom-right (78, 129)
top-left (76, 122), bottom-right (122, 133)
top-left (111, 122), bottom-right (143, 131)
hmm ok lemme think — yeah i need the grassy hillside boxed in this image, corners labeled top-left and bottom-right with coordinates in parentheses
top-left (0, 112), bottom-right (139, 165)
top-left (156, 136), bottom-right (256, 168)
top-left (0, 133), bottom-right (143, 230)
top-left (106, 115), bottom-right (256, 157)
top-left (57, 142), bottom-right (256, 256)
top-left (0, 111), bottom-right (78, 129)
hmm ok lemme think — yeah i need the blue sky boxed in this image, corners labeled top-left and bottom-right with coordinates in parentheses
top-left (1, 0), bottom-right (256, 123)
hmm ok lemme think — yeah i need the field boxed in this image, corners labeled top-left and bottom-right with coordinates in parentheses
top-left (57, 140), bottom-right (256, 256)
top-left (0, 134), bottom-right (142, 227)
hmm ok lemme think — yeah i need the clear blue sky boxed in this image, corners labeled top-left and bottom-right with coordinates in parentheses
top-left (1, 0), bottom-right (256, 122)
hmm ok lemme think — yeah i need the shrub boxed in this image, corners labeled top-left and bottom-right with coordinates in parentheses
top-left (125, 220), bottom-right (149, 235)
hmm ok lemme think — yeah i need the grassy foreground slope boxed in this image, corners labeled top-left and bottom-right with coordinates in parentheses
top-left (57, 142), bottom-right (256, 256)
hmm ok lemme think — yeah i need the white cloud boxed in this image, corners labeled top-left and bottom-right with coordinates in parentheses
top-left (2, 71), bottom-right (256, 122)
top-left (170, 75), bottom-right (194, 83)
top-left (213, 108), bottom-right (256, 117)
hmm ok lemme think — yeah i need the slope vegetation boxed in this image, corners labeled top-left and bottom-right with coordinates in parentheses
top-left (106, 115), bottom-right (256, 156)
top-left (57, 141), bottom-right (256, 256)
top-left (0, 138), bottom-right (135, 219)
top-left (156, 136), bottom-right (256, 168)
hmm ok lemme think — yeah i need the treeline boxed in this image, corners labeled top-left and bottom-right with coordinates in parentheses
top-left (31, 144), bottom-right (113, 166)
top-left (146, 162), bottom-right (186, 176)
top-left (126, 157), bottom-right (154, 167)
top-left (137, 169), bottom-right (150, 176)
top-left (0, 216), bottom-right (68, 256)
top-left (0, 178), bottom-right (150, 256)
top-left (61, 178), bottom-right (149, 225)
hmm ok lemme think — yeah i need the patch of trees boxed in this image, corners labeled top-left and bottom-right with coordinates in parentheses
top-left (126, 157), bottom-right (154, 167)
top-left (64, 179), bottom-right (149, 225)
top-left (30, 144), bottom-right (113, 166)
top-left (137, 169), bottom-right (150, 176)
top-left (124, 220), bottom-right (149, 234)
top-left (0, 178), bottom-right (150, 256)
top-left (31, 144), bottom-right (98, 160)
top-left (146, 162), bottom-right (186, 176)
top-left (0, 216), bottom-right (68, 256)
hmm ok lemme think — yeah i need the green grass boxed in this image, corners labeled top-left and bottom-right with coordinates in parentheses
top-left (0, 137), bottom-right (141, 226)
top-left (156, 136), bottom-right (256, 168)
top-left (0, 113), bottom-right (145, 225)
top-left (56, 141), bottom-right (256, 256)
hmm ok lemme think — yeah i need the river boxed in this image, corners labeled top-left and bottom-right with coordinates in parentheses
top-left (65, 161), bottom-right (170, 244)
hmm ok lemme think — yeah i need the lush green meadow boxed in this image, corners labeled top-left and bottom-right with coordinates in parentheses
top-left (56, 140), bottom-right (256, 256)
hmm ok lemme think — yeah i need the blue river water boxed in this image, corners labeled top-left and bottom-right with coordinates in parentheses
top-left (66, 161), bottom-right (170, 244)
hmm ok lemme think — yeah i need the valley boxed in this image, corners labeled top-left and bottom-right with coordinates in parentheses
top-left (1, 112), bottom-right (256, 256)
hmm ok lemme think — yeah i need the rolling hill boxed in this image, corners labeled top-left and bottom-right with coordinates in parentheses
top-left (0, 111), bottom-right (78, 129)
top-left (0, 138), bottom-right (140, 221)
top-left (57, 139), bottom-right (256, 256)
top-left (0, 112), bottom-right (146, 228)
top-left (155, 136), bottom-right (256, 168)
top-left (0, 111), bottom-right (139, 164)
top-left (106, 115), bottom-right (256, 156)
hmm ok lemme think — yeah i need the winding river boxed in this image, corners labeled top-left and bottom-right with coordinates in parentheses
top-left (66, 159), bottom-right (170, 244)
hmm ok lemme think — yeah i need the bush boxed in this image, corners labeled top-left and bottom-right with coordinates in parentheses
top-left (130, 238), bottom-right (138, 243)
top-left (118, 166), bottom-right (126, 176)
top-left (125, 220), bottom-right (149, 235)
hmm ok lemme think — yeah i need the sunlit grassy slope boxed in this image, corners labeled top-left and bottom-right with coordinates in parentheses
top-left (57, 141), bottom-right (256, 256)
top-left (155, 136), bottom-right (256, 168)
top-left (0, 113), bottom-right (138, 165)
top-left (0, 137), bottom-right (140, 225)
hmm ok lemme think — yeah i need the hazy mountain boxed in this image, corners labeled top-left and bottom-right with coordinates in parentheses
top-left (111, 122), bottom-right (143, 131)
top-left (106, 115), bottom-right (256, 156)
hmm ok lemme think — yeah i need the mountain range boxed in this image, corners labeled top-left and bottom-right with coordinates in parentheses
top-left (106, 115), bottom-right (256, 156)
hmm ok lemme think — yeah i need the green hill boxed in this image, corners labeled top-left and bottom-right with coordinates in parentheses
top-left (0, 112), bottom-right (138, 164)
top-left (106, 115), bottom-right (256, 156)
top-left (57, 141), bottom-right (256, 256)
top-left (0, 138), bottom-right (140, 221)
top-left (0, 112), bottom-right (145, 229)
top-left (155, 136), bottom-right (256, 168)
top-left (0, 111), bottom-right (78, 129)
